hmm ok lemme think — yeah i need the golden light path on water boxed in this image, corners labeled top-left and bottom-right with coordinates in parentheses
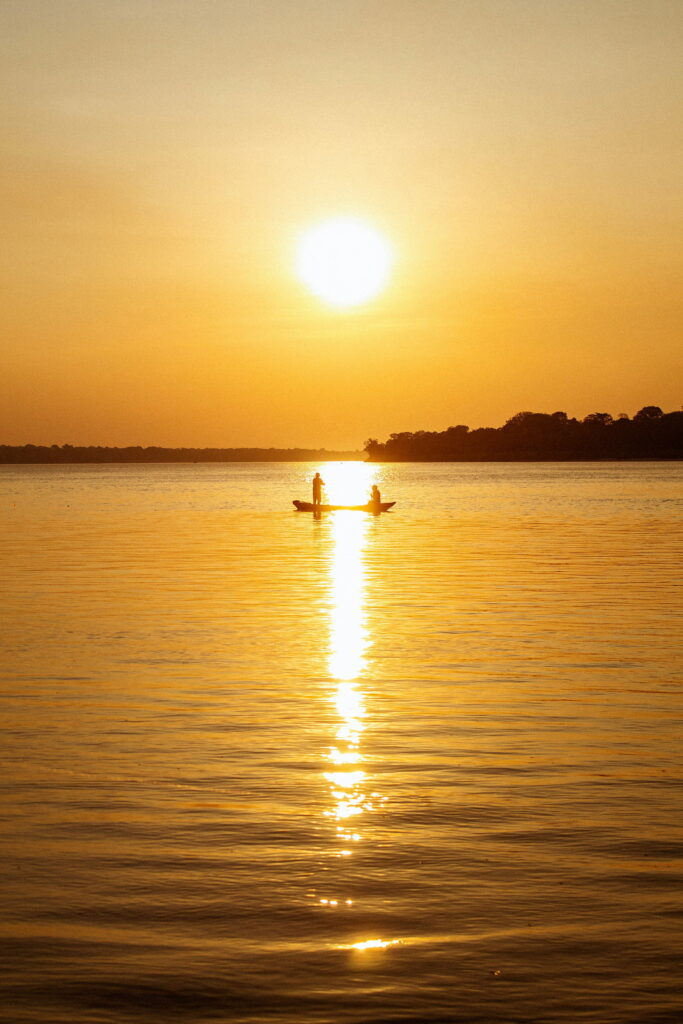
top-left (315, 462), bottom-right (399, 953)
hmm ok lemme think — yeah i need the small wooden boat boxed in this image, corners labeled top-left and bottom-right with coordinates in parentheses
top-left (293, 500), bottom-right (395, 513)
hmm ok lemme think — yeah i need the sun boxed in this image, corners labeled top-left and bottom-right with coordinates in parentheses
top-left (295, 217), bottom-right (394, 309)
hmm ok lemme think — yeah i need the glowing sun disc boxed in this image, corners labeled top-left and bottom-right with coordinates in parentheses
top-left (296, 218), bottom-right (393, 308)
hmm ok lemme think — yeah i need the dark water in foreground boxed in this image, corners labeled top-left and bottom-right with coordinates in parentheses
top-left (1, 462), bottom-right (682, 1024)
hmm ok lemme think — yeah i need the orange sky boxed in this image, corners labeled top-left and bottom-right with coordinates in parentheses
top-left (1, 0), bottom-right (681, 449)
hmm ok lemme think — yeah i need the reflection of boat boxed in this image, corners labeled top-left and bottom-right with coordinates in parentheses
top-left (293, 500), bottom-right (395, 513)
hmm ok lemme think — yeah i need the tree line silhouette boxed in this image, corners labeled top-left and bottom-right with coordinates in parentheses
top-left (3, 407), bottom-right (680, 464)
top-left (0, 445), bottom-right (362, 464)
top-left (364, 407), bottom-right (682, 461)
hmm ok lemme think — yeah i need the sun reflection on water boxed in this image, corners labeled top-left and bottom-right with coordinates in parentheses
top-left (313, 463), bottom-right (399, 952)
top-left (325, 499), bottom-right (370, 844)
top-left (345, 938), bottom-right (401, 951)
top-left (328, 514), bottom-right (369, 681)
top-left (318, 460), bottom-right (377, 508)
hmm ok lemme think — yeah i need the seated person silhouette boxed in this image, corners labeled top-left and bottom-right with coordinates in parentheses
top-left (370, 484), bottom-right (381, 507)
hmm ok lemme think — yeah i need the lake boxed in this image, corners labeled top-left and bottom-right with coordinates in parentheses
top-left (1, 461), bottom-right (682, 1024)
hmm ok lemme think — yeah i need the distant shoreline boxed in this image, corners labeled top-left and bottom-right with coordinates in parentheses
top-left (0, 446), bottom-right (365, 464)
top-left (364, 455), bottom-right (682, 462)
top-left (3, 405), bottom-right (682, 463)
top-left (2, 451), bottom-right (681, 466)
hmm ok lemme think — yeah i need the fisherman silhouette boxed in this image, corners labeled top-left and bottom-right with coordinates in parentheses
top-left (312, 472), bottom-right (325, 506)
top-left (370, 484), bottom-right (381, 506)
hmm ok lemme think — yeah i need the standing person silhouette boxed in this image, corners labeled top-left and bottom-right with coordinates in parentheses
top-left (312, 472), bottom-right (325, 507)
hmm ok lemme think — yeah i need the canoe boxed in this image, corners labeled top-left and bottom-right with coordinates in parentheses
top-left (293, 500), bottom-right (395, 513)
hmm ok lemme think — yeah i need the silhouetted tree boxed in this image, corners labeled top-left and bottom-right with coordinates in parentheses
top-left (583, 412), bottom-right (613, 426)
top-left (634, 405), bottom-right (663, 421)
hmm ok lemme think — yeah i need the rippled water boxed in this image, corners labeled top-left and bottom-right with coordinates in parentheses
top-left (1, 461), bottom-right (682, 1024)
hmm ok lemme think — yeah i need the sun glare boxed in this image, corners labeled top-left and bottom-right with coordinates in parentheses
top-left (295, 218), bottom-right (393, 308)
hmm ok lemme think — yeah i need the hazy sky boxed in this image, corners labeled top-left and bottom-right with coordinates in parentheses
top-left (2, 0), bottom-right (681, 448)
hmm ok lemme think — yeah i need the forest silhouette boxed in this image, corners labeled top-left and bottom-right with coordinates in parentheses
top-left (364, 407), bottom-right (682, 461)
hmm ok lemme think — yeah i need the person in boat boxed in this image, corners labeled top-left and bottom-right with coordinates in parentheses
top-left (312, 472), bottom-right (325, 507)
top-left (370, 484), bottom-right (381, 506)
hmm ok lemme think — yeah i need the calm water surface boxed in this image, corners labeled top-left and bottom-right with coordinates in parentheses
top-left (1, 462), bottom-right (682, 1024)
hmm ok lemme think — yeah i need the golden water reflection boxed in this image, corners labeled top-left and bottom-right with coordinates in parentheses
top-left (323, 509), bottom-right (371, 849)
top-left (316, 464), bottom-right (397, 950)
